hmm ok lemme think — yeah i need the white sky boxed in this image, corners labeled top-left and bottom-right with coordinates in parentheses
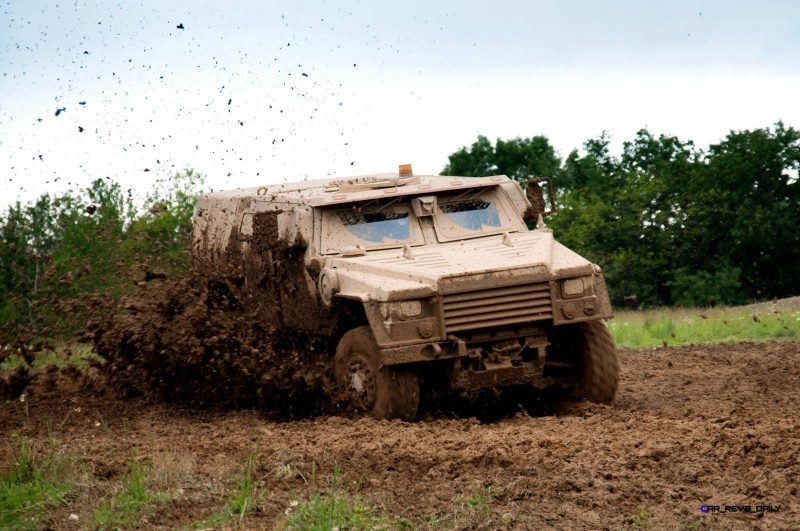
top-left (2, 0), bottom-right (799, 204)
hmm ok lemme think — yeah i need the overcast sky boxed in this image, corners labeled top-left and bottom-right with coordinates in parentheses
top-left (2, 0), bottom-right (799, 204)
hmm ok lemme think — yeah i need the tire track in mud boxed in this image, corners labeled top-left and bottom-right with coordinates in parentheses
top-left (1, 341), bottom-right (798, 529)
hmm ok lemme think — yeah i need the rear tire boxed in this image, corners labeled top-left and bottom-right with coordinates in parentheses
top-left (334, 326), bottom-right (419, 420)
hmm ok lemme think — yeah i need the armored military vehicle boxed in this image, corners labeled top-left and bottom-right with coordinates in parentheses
top-left (192, 165), bottom-right (618, 420)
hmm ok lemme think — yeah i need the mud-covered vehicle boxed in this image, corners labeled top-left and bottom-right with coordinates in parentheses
top-left (192, 166), bottom-right (618, 419)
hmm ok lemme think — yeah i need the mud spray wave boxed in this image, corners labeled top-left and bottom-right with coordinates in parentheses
top-left (89, 272), bottom-right (336, 419)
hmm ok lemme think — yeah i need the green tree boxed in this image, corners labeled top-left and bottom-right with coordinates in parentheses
top-left (678, 123), bottom-right (800, 301)
top-left (552, 125), bottom-right (800, 306)
top-left (551, 134), bottom-right (672, 306)
top-left (442, 135), bottom-right (561, 181)
top-left (0, 169), bottom-right (204, 340)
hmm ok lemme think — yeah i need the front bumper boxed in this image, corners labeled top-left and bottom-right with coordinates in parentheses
top-left (381, 331), bottom-right (552, 390)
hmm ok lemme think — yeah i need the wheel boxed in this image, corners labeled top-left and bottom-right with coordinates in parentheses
top-left (334, 326), bottom-right (420, 420)
top-left (575, 320), bottom-right (619, 403)
top-left (548, 320), bottom-right (619, 404)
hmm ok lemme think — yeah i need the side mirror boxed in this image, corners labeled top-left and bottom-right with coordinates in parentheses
top-left (524, 176), bottom-right (556, 222)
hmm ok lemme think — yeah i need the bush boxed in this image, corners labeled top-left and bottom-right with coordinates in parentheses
top-left (670, 265), bottom-right (746, 307)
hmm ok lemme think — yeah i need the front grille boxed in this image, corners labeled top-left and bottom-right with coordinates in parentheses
top-left (442, 282), bottom-right (552, 333)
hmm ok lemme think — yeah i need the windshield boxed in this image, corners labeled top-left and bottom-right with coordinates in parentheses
top-left (321, 204), bottom-right (423, 253)
top-left (433, 188), bottom-right (516, 241)
top-left (338, 210), bottom-right (410, 242)
top-left (439, 198), bottom-right (502, 230)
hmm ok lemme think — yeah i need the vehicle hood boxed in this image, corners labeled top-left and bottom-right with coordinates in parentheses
top-left (326, 230), bottom-right (595, 301)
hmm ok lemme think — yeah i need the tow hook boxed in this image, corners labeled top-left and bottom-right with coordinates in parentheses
top-left (447, 335), bottom-right (468, 357)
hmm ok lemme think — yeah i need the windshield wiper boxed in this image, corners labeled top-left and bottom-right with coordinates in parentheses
top-left (445, 186), bottom-right (487, 205)
top-left (375, 196), bottom-right (403, 213)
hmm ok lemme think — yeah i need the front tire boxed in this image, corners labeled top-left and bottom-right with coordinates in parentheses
top-left (334, 326), bottom-right (419, 420)
top-left (575, 320), bottom-right (619, 403)
top-left (548, 320), bottom-right (619, 404)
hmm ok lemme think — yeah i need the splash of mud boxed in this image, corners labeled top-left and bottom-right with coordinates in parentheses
top-left (90, 272), bottom-right (335, 418)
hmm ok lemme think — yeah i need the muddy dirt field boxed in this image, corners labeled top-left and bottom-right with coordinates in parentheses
top-left (1, 340), bottom-right (799, 530)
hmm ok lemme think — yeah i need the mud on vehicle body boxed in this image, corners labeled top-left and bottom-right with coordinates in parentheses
top-left (192, 166), bottom-right (619, 419)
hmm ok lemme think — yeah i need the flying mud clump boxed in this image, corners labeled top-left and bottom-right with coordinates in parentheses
top-left (90, 271), bottom-right (334, 418)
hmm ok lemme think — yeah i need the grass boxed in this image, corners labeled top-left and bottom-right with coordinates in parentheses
top-left (427, 485), bottom-right (501, 529)
top-left (0, 343), bottom-right (102, 371)
top-left (609, 303), bottom-right (800, 348)
top-left (281, 466), bottom-right (409, 530)
top-left (94, 458), bottom-right (170, 529)
top-left (461, 486), bottom-right (493, 515)
top-left (282, 492), bottom-right (401, 530)
top-left (0, 434), bottom-right (74, 530)
top-left (626, 508), bottom-right (653, 530)
top-left (189, 457), bottom-right (261, 529)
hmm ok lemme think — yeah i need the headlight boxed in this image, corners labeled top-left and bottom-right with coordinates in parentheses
top-left (380, 300), bottom-right (424, 320)
top-left (398, 300), bottom-right (422, 318)
top-left (562, 278), bottom-right (586, 298)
